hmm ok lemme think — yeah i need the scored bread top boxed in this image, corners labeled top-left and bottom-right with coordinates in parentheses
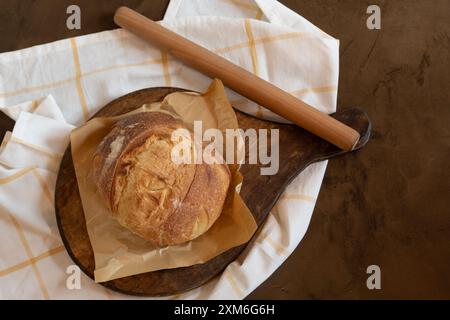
top-left (93, 112), bottom-right (187, 212)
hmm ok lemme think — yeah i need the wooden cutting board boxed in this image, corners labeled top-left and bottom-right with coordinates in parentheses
top-left (55, 87), bottom-right (371, 296)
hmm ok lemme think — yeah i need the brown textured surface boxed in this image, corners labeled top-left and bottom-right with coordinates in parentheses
top-left (55, 87), bottom-right (370, 296)
top-left (0, 0), bottom-right (449, 299)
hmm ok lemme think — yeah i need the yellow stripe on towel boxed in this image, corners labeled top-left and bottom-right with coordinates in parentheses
top-left (31, 170), bottom-right (54, 205)
top-left (0, 246), bottom-right (64, 277)
top-left (0, 167), bottom-right (35, 185)
top-left (244, 19), bottom-right (264, 118)
top-left (70, 38), bottom-right (90, 122)
top-left (160, 50), bottom-right (172, 87)
top-left (8, 214), bottom-right (50, 299)
top-left (225, 271), bottom-right (244, 297)
top-left (278, 194), bottom-right (316, 203)
top-left (9, 136), bottom-right (63, 159)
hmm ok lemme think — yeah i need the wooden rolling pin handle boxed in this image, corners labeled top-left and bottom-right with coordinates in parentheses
top-left (114, 7), bottom-right (360, 151)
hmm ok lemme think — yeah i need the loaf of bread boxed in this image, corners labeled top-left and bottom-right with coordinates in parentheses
top-left (92, 112), bottom-right (230, 246)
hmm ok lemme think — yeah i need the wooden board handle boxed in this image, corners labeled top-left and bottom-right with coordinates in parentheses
top-left (114, 7), bottom-right (360, 150)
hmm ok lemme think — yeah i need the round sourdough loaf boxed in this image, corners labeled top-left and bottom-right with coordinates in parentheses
top-left (92, 112), bottom-right (230, 246)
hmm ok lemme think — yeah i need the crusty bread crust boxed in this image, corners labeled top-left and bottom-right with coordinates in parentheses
top-left (92, 112), bottom-right (230, 246)
top-left (93, 112), bottom-right (185, 211)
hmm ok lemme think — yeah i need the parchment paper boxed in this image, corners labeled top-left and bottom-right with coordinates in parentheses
top-left (70, 79), bottom-right (257, 282)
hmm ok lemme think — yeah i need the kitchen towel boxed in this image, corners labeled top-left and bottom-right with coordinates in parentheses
top-left (0, 0), bottom-right (339, 299)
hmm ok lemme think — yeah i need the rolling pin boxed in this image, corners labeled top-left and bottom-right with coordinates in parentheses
top-left (114, 7), bottom-right (360, 151)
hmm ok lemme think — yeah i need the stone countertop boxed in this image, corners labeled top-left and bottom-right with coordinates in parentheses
top-left (0, 0), bottom-right (448, 299)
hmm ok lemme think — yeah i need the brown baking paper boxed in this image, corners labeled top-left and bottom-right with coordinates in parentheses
top-left (70, 79), bottom-right (257, 282)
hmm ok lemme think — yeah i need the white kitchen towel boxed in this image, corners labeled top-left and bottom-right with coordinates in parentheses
top-left (0, 0), bottom-right (339, 299)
